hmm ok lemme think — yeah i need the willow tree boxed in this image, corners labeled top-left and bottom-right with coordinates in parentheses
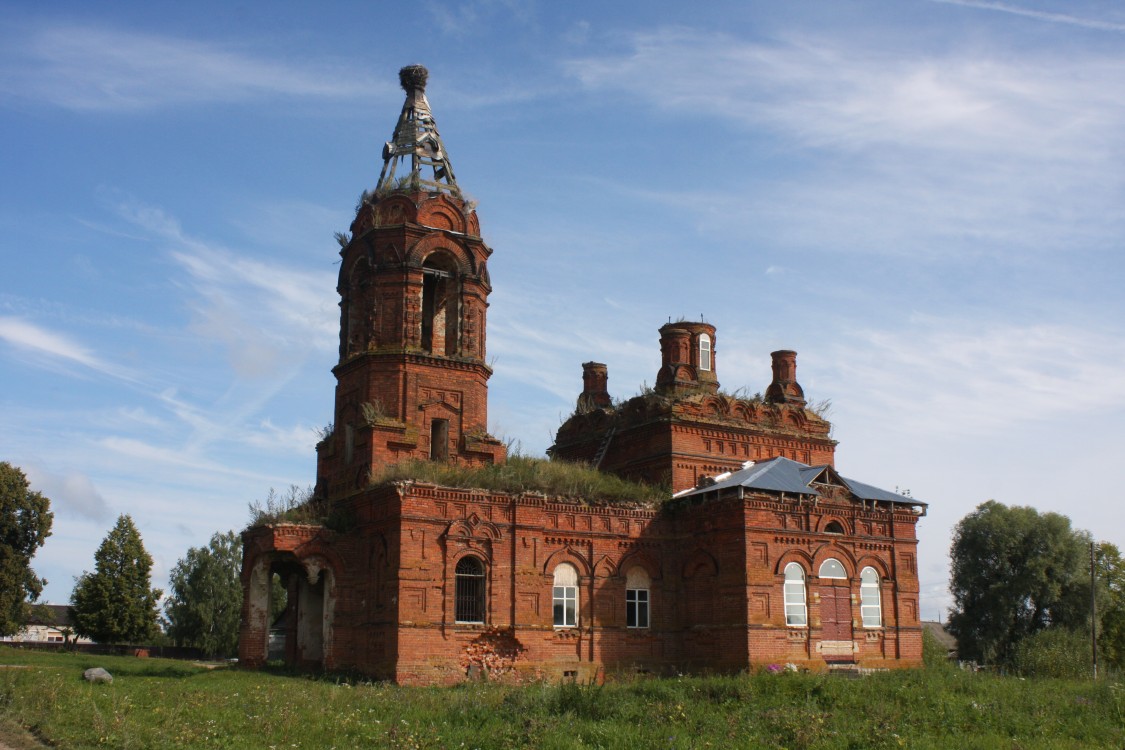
top-left (948, 501), bottom-right (1088, 665)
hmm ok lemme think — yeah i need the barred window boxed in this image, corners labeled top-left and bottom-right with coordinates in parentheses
top-left (784, 563), bottom-right (807, 627)
top-left (455, 557), bottom-right (485, 624)
top-left (625, 567), bottom-right (651, 629)
top-left (861, 567), bottom-right (882, 628)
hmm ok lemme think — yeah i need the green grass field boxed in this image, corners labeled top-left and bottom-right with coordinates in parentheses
top-left (0, 647), bottom-right (1121, 749)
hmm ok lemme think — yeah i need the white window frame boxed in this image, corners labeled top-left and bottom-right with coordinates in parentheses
top-left (818, 558), bottom-right (847, 579)
top-left (784, 563), bottom-right (807, 627)
top-left (699, 334), bottom-right (712, 372)
top-left (625, 567), bottom-right (651, 629)
top-left (860, 567), bottom-right (882, 628)
top-left (553, 563), bottom-right (578, 628)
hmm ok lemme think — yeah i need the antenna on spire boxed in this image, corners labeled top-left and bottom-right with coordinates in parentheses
top-left (377, 65), bottom-right (461, 198)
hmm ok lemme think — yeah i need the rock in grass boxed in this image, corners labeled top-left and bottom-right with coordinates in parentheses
top-left (83, 667), bottom-right (112, 684)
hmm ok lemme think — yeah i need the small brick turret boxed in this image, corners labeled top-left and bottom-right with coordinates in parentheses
top-left (765, 349), bottom-right (806, 406)
top-left (655, 321), bottom-right (718, 395)
top-left (576, 361), bottom-right (612, 413)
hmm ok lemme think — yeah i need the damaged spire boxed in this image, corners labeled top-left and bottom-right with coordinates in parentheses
top-left (377, 64), bottom-right (461, 198)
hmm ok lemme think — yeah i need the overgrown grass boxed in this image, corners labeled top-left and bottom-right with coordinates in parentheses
top-left (370, 455), bottom-right (668, 506)
top-left (0, 647), bottom-right (1121, 749)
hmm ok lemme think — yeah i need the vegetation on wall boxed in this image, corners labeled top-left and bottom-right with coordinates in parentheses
top-left (369, 455), bottom-right (669, 506)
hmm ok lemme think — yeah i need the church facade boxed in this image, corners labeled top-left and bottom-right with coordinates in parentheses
top-left (238, 65), bottom-right (926, 685)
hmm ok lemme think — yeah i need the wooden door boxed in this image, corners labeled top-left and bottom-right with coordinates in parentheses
top-left (821, 585), bottom-right (852, 642)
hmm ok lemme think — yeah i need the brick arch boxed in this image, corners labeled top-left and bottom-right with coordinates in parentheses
top-left (731, 402), bottom-right (753, 421)
top-left (542, 547), bottom-right (591, 578)
top-left (593, 555), bottom-right (617, 579)
top-left (682, 548), bottom-right (718, 579)
top-left (773, 549), bottom-right (814, 575)
top-left (855, 555), bottom-right (890, 580)
top-left (817, 516), bottom-right (851, 535)
top-left (449, 547), bottom-right (491, 570)
top-left (811, 545), bottom-right (857, 578)
top-left (617, 550), bottom-right (661, 582)
top-left (292, 543), bottom-right (347, 584)
top-left (699, 396), bottom-right (727, 417)
top-left (444, 515), bottom-right (502, 542)
top-left (374, 193), bottom-right (417, 225)
top-left (339, 254), bottom-right (372, 290)
top-left (417, 194), bottom-right (466, 233)
top-left (406, 234), bottom-right (474, 275)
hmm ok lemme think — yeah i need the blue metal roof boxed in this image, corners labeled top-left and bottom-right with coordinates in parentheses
top-left (675, 455), bottom-right (924, 507)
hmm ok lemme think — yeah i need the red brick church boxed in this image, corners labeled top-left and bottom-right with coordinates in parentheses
top-left (238, 65), bottom-right (927, 684)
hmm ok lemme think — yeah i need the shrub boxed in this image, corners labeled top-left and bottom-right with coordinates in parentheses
top-left (1013, 627), bottom-right (1092, 679)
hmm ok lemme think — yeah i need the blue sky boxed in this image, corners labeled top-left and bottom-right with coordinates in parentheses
top-left (3, 0), bottom-right (1124, 620)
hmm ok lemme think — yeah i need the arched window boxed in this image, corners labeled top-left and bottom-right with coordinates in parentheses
top-left (553, 563), bottom-right (578, 628)
top-left (824, 520), bottom-right (845, 534)
top-left (784, 563), bottom-right (807, 627)
top-left (625, 567), bottom-right (650, 629)
top-left (819, 558), bottom-right (847, 579)
top-left (421, 252), bottom-right (459, 356)
top-left (699, 333), bottom-right (712, 372)
top-left (860, 567), bottom-right (882, 628)
top-left (454, 557), bottom-right (485, 624)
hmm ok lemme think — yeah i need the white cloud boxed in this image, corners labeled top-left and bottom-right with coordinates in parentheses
top-left (22, 464), bottom-right (112, 523)
top-left (108, 197), bottom-right (338, 377)
top-left (928, 0), bottom-right (1125, 32)
top-left (566, 27), bottom-right (1125, 159)
top-left (564, 29), bottom-right (1125, 256)
top-left (825, 317), bottom-right (1125, 436)
top-left (0, 316), bottom-right (139, 382)
top-left (0, 24), bottom-right (379, 111)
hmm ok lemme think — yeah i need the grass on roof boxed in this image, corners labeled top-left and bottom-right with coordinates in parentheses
top-left (370, 455), bottom-right (668, 506)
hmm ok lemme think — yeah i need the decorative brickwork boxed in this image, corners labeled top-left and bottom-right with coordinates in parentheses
top-left (238, 65), bottom-right (925, 684)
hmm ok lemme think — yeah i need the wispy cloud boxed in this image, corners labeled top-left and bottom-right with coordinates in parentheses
top-left (564, 28), bottom-right (1125, 256)
top-left (110, 197), bottom-right (338, 377)
top-left (0, 316), bottom-right (139, 382)
top-left (0, 24), bottom-right (379, 111)
top-left (826, 317), bottom-right (1125, 436)
top-left (928, 0), bottom-right (1125, 32)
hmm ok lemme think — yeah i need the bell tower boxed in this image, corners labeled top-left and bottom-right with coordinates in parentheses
top-left (317, 65), bottom-right (505, 499)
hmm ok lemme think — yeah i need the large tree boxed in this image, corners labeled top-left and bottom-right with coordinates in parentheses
top-left (1095, 542), bottom-right (1125, 670)
top-left (71, 514), bottom-right (162, 644)
top-left (164, 531), bottom-right (243, 657)
top-left (0, 462), bottom-right (54, 636)
top-left (948, 500), bottom-right (1088, 665)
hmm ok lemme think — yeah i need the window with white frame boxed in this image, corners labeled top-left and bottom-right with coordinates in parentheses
top-left (819, 558), bottom-right (847, 579)
top-left (625, 567), bottom-right (650, 628)
top-left (860, 567), bottom-right (882, 628)
top-left (454, 556), bottom-right (485, 624)
top-left (699, 334), bottom-right (712, 372)
top-left (784, 563), bottom-right (807, 626)
top-left (553, 563), bottom-right (578, 627)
